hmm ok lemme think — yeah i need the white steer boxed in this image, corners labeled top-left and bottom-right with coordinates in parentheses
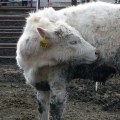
top-left (33, 1), bottom-right (120, 90)
top-left (16, 14), bottom-right (98, 120)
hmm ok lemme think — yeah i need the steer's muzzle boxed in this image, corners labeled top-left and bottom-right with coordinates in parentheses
top-left (95, 49), bottom-right (101, 58)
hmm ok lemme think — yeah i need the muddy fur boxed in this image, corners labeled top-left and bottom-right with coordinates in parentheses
top-left (68, 61), bottom-right (117, 84)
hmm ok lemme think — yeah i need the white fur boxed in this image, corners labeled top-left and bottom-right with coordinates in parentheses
top-left (17, 2), bottom-right (120, 119)
top-left (16, 7), bottom-right (99, 119)
top-left (31, 2), bottom-right (120, 60)
top-left (59, 2), bottom-right (120, 60)
top-left (16, 17), bottom-right (97, 85)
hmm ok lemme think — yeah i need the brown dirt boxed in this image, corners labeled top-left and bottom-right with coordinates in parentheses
top-left (0, 63), bottom-right (120, 120)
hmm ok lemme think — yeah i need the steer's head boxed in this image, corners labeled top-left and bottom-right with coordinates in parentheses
top-left (37, 21), bottom-right (99, 64)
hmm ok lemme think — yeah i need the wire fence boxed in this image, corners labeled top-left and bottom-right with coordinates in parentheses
top-left (0, 0), bottom-right (34, 7)
top-left (0, 0), bottom-right (82, 8)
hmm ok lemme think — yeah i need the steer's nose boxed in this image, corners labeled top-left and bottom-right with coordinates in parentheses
top-left (95, 49), bottom-right (100, 57)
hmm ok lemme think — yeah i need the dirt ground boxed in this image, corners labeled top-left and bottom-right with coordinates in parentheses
top-left (0, 63), bottom-right (120, 120)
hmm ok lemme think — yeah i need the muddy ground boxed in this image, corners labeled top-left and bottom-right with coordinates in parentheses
top-left (0, 63), bottom-right (120, 120)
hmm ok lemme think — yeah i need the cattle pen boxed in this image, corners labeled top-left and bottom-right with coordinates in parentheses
top-left (0, 14), bottom-right (26, 60)
top-left (0, 0), bottom-right (68, 60)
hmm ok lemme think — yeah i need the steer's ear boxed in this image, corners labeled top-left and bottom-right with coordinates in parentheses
top-left (37, 27), bottom-right (48, 38)
top-left (37, 27), bottom-right (50, 48)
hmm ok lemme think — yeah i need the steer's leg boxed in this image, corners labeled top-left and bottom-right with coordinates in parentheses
top-left (50, 79), bottom-right (67, 120)
top-left (35, 82), bottom-right (50, 120)
top-left (37, 91), bottom-right (50, 120)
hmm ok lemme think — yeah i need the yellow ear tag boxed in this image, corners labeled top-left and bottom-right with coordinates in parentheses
top-left (40, 37), bottom-right (48, 48)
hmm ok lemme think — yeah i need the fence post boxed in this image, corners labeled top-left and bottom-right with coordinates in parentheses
top-left (30, 0), bottom-right (32, 7)
top-left (71, 0), bottom-right (77, 5)
top-left (36, 0), bottom-right (40, 11)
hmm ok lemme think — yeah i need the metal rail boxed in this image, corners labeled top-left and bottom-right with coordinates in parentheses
top-left (0, 20), bottom-right (25, 22)
top-left (0, 0), bottom-right (33, 7)
top-left (0, 12), bottom-right (26, 60)
top-left (0, 43), bottom-right (16, 59)
top-left (0, 26), bottom-right (23, 29)
top-left (0, 43), bottom-right (16, 48)
top-left (0, 56), bottom-right (16, 58)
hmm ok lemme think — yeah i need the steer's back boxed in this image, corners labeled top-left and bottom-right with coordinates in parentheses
top-left (58, 2), bottom-right (120, 61)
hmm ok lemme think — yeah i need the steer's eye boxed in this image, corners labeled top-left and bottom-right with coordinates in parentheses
top-left (69, 41), bottom-right (77, 45)
top-left (55, 31), bottom-right (61, 36)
